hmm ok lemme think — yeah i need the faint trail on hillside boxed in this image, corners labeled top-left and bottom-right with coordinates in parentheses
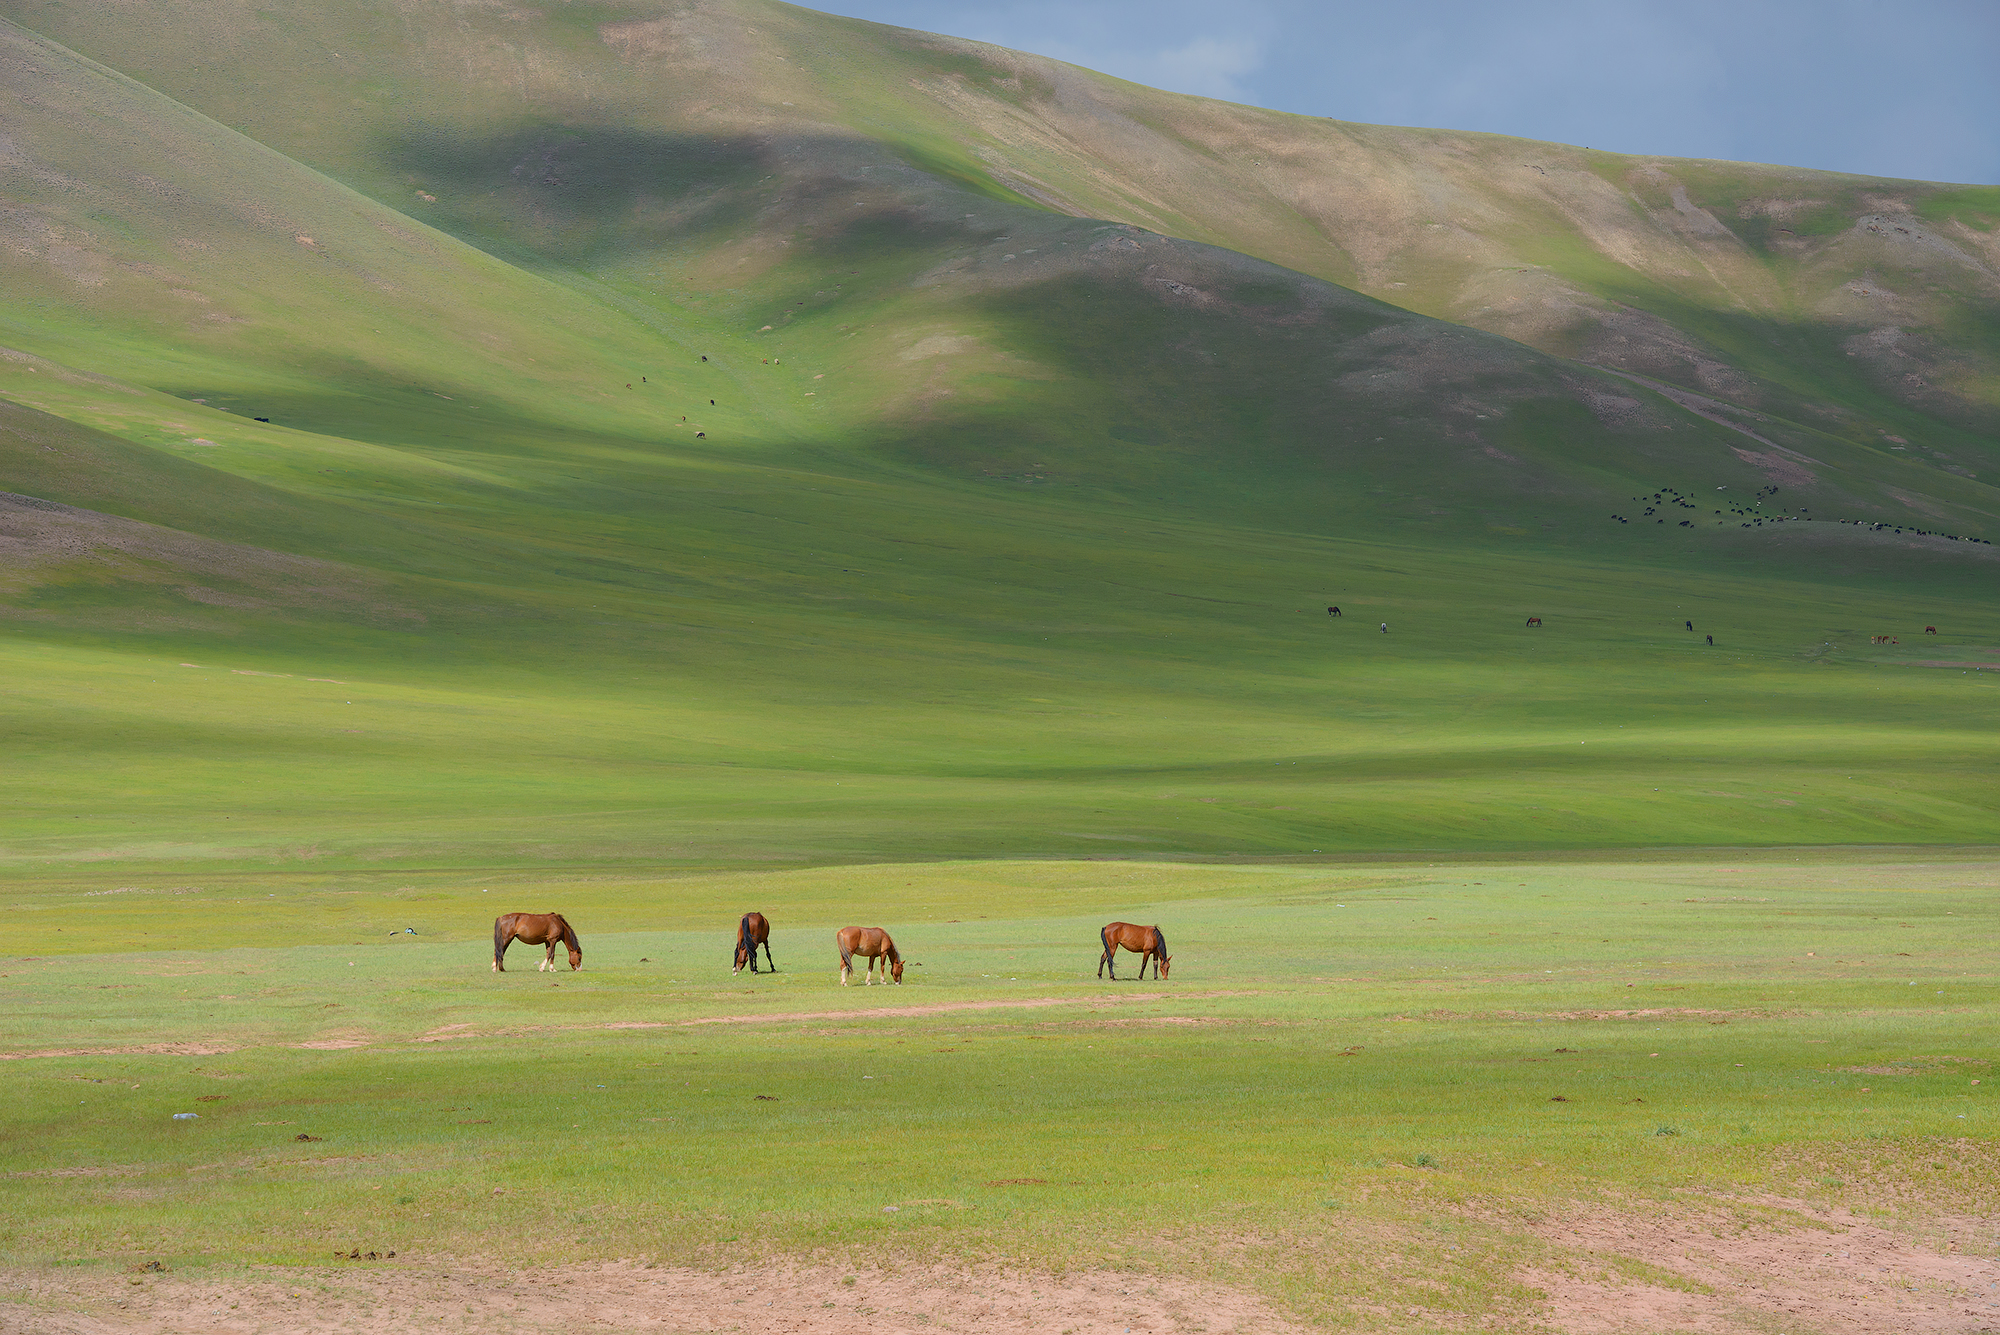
top-left (1588, 366), bottom-right (1809, 458)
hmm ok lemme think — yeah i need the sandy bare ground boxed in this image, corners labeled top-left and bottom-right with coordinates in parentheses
top-left (3, 1194), bottom-right (1992, 1333)
top-left (0, 1043), bottom-right (239, 1062)
top-left (0, 1262), bottom-right (1305, 1335)
top-left (1528, 1195), bottom-right (1997, 1334)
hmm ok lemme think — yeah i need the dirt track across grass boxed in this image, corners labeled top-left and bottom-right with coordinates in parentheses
top-left (0, 1262), bottom-right (1307, 1335)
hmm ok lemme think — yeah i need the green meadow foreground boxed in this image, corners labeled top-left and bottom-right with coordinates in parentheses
top-left (4, 856), bottom-right (1995, 1333)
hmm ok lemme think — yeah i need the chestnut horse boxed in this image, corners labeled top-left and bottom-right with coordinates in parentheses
top-left (836, 926), bottom-right (902, 985)
top-left (493, 912), bottom-right (581, 972)
top-left (733, 912), bottom-right (775, 974)
top-left (1097, 922), bottom-right (1170, 980)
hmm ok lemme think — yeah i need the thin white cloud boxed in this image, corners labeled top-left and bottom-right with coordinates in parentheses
top-left (1122, 34), bottom-right (1264, 101)
top-left (827, 0), bottom-right (2000, 182)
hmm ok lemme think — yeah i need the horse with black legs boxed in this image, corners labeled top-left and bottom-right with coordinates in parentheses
top-left (1097, 922), bottom-right (1170, 980)
top-left (734, 912), bottom-right (775, 974)
top-left (493, 913), bottom-right (581, 972)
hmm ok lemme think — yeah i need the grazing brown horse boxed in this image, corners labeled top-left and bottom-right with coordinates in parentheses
top-left (836, 926), bottom-right (902, 985)
top-left (1525, 616), bottom-right (1542, 627)
top-left (1097, 922), bottom-right (1170, 981)
top-left (733, 912), bottom-right (775, 975)
top-left (492, 913), bottom-right (581, 972)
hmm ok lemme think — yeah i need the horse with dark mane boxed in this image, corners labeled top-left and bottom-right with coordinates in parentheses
top-left (493, 913), bottom-right (581, 972)
top-left (836, 926), bottom-right (902, 985)
top-left (1097, 922), bottom-right (1170, 981)
top-left (734, 912), bottom-right (775, 974)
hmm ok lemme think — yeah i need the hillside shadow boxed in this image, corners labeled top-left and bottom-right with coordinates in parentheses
top-left (382, 121), bottom-right (992, 266)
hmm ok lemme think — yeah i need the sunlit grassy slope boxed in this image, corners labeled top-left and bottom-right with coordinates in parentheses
top-left (18, 0), bottom-right (2000, 462)
top-left (1, 7), bottom-right (1997, 874)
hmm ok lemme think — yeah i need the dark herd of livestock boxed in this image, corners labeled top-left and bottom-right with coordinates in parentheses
top-left (1609, 484), bottom-right (1992, 545)
top-left (490, 911), bottom-right (1171, 983)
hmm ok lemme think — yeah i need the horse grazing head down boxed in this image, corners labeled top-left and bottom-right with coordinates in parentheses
top-left (889, 952), bottom-right (905, 984)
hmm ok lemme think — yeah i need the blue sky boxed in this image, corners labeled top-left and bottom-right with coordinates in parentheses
top-left (820, 0), bottom-right (1999, 184)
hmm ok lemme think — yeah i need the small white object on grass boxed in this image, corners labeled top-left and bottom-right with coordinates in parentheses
top-left (172, 1112), bottom-right (198, 1120)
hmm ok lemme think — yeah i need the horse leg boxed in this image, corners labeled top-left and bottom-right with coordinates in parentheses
top-left (541, 940), bottom-right (557, 972)
top-left (494, 933), bottom-right (509, 973)
top-left (763, 941), bottom-right (776, 973)
top-left (840, 950), bottom-right (851, 985)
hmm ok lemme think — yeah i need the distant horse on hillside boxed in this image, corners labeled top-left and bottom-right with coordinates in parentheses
top-left (1327, 606), bottom-right (1341, 617)
top-left (734, 912), bottom-right (775, 974)
top-left (837, 926), bottom-right (902, 985)
top-left (1925, 626), bottom-right (1938, 634)
top-left (1097, 922), bottom-right (1170, 981)
top-left (493, 913), bottom-right (581, 972)
top-left (1525, 616), bottom-right (1542, 627)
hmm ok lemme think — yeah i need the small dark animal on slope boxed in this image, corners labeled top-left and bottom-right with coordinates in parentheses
top-left (1328, 606), bottom-right (1341, 617)
top-left (1525, 616), bottom-right (1542, 627)
top-left (1925, 626), bottom-right (1938, 634)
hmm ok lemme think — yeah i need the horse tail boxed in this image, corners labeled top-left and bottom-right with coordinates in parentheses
top-left (1153, 926), bottom-right (1167, 959)
top-left (738, 913), bottom-right (752, 960)
top-left (493, 914), bottom-right (509, 966)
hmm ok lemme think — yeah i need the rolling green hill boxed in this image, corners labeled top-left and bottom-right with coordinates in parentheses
top-left (1, 2), bottom-right (1997, 874)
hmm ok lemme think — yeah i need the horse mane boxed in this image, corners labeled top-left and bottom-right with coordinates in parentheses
top-left (1153, 926), bottom-right (1167, 957)
top-left (558, 915), bottom-right (580, 955)
top-left (885, 936), bottom-right (901, 963)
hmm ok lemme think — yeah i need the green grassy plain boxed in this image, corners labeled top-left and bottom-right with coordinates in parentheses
top-left (1, 5), bottom-right (1997, 1327)
top-left (4, 857), bottom-right (1995, 1327)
